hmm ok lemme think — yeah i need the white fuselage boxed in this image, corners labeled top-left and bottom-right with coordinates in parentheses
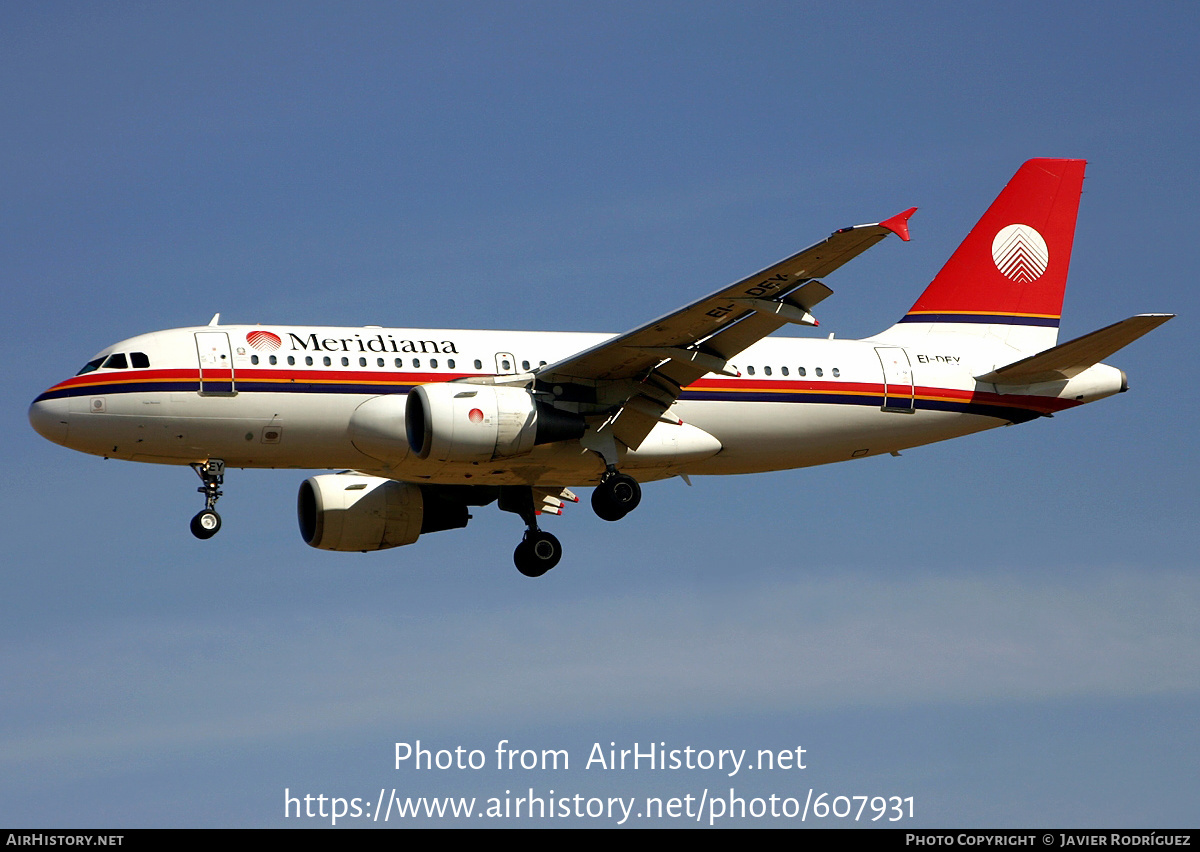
top-left (29, 323), bottom-right (1125, 488)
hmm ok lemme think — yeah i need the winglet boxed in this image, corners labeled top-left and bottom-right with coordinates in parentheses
top-left (879, 207), bottom-right (917, 242)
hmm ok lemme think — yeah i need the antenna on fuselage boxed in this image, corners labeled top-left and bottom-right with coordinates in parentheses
top-left (208, 313), bottom-right (221, 327)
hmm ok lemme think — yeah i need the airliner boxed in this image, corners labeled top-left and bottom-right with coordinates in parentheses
top-left (29, 159), bottom-right (1172, 576)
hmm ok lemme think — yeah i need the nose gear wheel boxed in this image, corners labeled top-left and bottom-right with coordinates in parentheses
top-left (189, 460), bottom-right (225, 540)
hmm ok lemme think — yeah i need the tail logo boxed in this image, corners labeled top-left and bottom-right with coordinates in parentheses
top-left (991, 224), bottom-right (1049, 283)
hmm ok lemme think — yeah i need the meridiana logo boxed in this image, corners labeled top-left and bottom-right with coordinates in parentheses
top-left (991, 224), bottom-right (1049, 283)
top-left (246, 330), bottom-right (282, 351)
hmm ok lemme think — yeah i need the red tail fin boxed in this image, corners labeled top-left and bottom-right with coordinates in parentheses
top-left (900, 158), bottom-right (1086, 333)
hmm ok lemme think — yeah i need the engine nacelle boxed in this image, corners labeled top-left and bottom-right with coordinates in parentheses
top-left (297, 473), bottom-right (468, 552)
top-left (406, 383), bottom-right (583, 463)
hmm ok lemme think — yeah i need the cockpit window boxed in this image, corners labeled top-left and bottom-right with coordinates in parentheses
top-left (131, 352), bottom-right (150, 368)
top-left (76, 357), bottom-right (105, 375)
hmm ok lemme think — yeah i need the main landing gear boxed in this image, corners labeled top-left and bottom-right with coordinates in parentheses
top-left (591, 468), bottom-right (641, 522)
top-left (499, 486), bottom-right (562, 578)
top-left (189, 459), bottom-right (225, 540)
top-left (494, 470), bottom-right (641, 577)
top-left (514, 529), bottom-right (563, 578)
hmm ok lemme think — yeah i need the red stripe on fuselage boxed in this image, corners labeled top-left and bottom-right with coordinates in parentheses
top-left (40, 368), bottom-right (1072, 418)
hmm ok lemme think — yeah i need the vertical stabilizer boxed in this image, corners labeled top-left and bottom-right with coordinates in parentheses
top-left (879, 158), bottom-right (1086, 354)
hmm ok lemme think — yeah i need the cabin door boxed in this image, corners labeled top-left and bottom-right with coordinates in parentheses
top-left (874, 346), bottom-right (914, 412)
top-left (195, 332), bottom-right (236, 395)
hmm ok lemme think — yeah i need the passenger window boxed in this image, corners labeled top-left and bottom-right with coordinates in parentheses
top-left (323, 356), bottom-right (332, 367)
top-left (359, 357), bottom-right (367, 367)
top-left (289, 356), bottom-right (296, 366)
top-left (474, 359), bottom-right (483, 370)
top-left (377, 358), bottom-right (385, 367)
top-left (815, 367), bottom-right (823, 377)
top-left (448, 359), bottom-right (456, 369)
top-left (102, 353), bottom-right (128, 369)
top-left (413, 359), bottom-right (421, 368)
top-left (501, 359), bottom-right (511, 371)
top-left (131, 352), bottom-right (150, 368)
top-left (798, 367), bottom-right (806, 377)
top-left (340, 357), bottom-right (349, 367)
top-left (832, 367), bottom-right (840, 378)
top-left (764, 366), bottom-right (772, 376)
top-left (431, 359), bottom-right (439, 369)
top-left (521, 360), bottom-right (530, 371)
top-left (251, 355), bottom-right (259, 365)
top-left (747, 366), bottom-right (755, 376)
top-left (781, 366), bottom-right (789, 376)
top-left (269, 355), bottom-right (277, 365)
top-left (304, 356), bottom-right (313, 366)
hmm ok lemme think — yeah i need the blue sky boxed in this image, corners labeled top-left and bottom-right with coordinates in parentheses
top-left (3, 2), bottom-right (1198, 827)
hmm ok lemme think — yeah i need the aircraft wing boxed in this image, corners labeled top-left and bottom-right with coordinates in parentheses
top-left (536, 209), bottom-right (915, 450)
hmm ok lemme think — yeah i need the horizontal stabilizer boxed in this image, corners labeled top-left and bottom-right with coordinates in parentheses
top-left (976, 314), bottom-right (1174, 384)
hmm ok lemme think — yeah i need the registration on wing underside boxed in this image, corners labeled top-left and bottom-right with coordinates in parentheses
top-left (535, 213), bottom-right (914, 449)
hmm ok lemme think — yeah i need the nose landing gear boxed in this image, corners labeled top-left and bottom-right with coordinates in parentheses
top-left (189, 459), bottom-right (225, 540)
top-left (190, 509), bottom-right (221, 539)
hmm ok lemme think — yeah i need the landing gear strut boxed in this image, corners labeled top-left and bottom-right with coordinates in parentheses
top-left (189, 459), bottom-right (225, 540)
top-left (499, 486), bottom-right (562, 577)
top-left (591, 468), bottom-right (641, 522)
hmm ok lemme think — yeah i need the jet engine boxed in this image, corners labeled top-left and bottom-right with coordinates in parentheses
top-left (297, 473), bottom-right (469, 552)
top-left (405, 383), bottom-right (583, 463)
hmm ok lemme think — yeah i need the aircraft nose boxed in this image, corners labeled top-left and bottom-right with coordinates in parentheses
top-left (29, 396), bottom-right (70, 447)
